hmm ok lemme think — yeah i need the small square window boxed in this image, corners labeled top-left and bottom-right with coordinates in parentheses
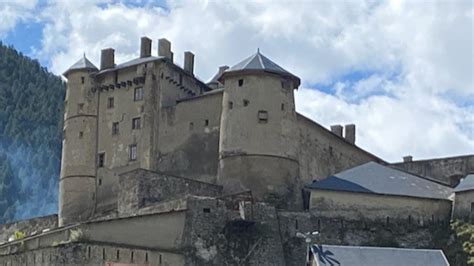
top-left (134, 87), bottom-right (144, 101)
top-left (98, 153), bottom-right (105, 168)
top-left (129, 144), bottom-right (137, 161)
top-left (107, 97), bottom-right (114, 108)
top-left (238, 79), bottom-right (244, 87)
top-left (79, 131), bottom-right (84, 138)
top-left (132, 117), bottom-right (141, 130)
top-left (228, 101), bottom-right (233, 109)
top-left (112, 122), bottom-right (119, 135)
top-left (258, 110), bottom-right (268, 124)
top-left (243, 99), bottom-right (249, 107)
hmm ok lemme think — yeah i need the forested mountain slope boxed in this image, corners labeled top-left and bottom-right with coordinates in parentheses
top-left (0, 42), bottom-right (64, 223)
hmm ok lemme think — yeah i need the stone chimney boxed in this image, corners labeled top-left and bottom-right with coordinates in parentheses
top-left (100, 48), bottom-right (115, 70)
top-left (184, 51), bottom-right (194, 75)
top-left (330, 125), bottom-right (343, 137)
top-left (140, 37), bottom-right (152, 58)
top-left (403, 155), bottom-right (413, 162)
top-left (344, 124), bottom-right (356, 144)
top-left (158, 38), bottom-right (173, 62)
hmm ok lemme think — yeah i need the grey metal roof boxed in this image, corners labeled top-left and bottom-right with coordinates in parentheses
top-left (96, 56), bottom-right (164, 75)
top-left (311, 245), bottom-right (449, 266)
top-left (221, 50), bottom-right (300, 86)
top-left (63, 55), bottom-right (98, 75)
top-left (454, 174), bottom-right (474, 192)
top-left (308, 162), bottom-right (452, 200)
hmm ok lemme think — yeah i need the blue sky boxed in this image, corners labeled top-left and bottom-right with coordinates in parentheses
top-left (0, 0), bottom-right (473, 161)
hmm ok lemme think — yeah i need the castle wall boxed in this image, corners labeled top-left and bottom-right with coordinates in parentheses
top-left (118, 169), bottom-right (222, 215)
top-left (0, 215), bottom-right (57, 244)
top-left (155, 90), bottom-right (222, 183)
top-left (309, 189), bottom-right (452, 222)
top-left (0, 243), bottom-right (183, 266)
top-left (60, 69), bottom-right (98, 225)
top-left (391, 155), bottom-right (474, 186)
top-left (94, 63), bottom-right (158, 214)
top-left (218, 74), bottom-right (301, 208)
top-left (297, 114), bottom-right (382, 184)
top-left (453, 190), bottom-right (474, 222)
top-left (277, 213), bottom-right (452, 266)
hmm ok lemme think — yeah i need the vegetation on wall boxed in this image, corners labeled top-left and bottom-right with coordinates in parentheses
top-left (0, 42), bottom-right (65, 224)
top-left (448, 220), bottom-right (474, 266)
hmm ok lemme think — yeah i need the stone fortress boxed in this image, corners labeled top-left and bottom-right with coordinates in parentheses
top-left (0, 36), bottom-right (473, 265)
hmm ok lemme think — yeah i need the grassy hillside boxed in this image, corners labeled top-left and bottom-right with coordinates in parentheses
top-left (0, 42), bottom-right (65, 223)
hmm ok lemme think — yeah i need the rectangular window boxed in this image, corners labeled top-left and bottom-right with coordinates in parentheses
top-left (79, 131), bottom-right (84, 138)
top-left (132, 117), bottom-right (141, 129)
top-left (129, 144), bottom-right (137, 161)
top-left (243, 99), bottom-right (249, 107)
top-left (134, 87), bottom-right (144, 101)
top-left (228, 101), bottom-right (233, 109)
top-left (78, 103), bottom-right (84, 113)
top-left (281, 103), bottom-right (285, 111)
top-left (112, 122), bottom-right (119, 135)
top-left (107, 97), bottom-right (114, 108)
top-left (98, 153), bottom-right (105, 167)
top-left (258, 110), bottom-right (268, 124)
top-left (238, 79), bottom-right (244, 87)
top-left (205, 119), bottom-right (209, 126)
top-left (189, 122), bottom-right (194, 131)
top-left (81, 76), bottom-right (85, 84)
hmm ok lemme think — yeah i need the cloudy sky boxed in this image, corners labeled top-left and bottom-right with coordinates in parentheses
top-left (1, 0), bottom-right (473, 162)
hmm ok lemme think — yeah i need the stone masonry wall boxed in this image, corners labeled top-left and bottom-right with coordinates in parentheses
top-left (118, 169), bottom-right (222, 215)
top-left (0, 215), bottom-right (57, 244)
top-left (391, 155), bottom-right (474, 186)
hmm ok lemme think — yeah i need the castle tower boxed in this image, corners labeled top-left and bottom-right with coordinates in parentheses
top-left (217, 50), bottom-right (302, 208)
top-left (60, 55), bottom-right (99, 226)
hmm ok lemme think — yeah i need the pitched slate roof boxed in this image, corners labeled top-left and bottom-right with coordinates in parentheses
top-left (96, 56), bottom-right (163, 75)
top-left (308, 162), bottom-right (452, 200)
top-left (311, 245), bottom-right (449, 266)
top-left (454, 174), bottom-right (474, 192)
top-left (220, 50), bottom-right (300, 86)
top-left (63, 55), bottom-right (98, 76)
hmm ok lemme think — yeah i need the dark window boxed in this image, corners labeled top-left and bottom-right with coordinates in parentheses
top-left (258, 110), bottom-right (268, 123)
top-left (132, 117), bottom-right (141, 130)
top-left (107, 97), bottom-right (114, 108)
top-left (243, 99), bottom-right (249, 106)
top-left (116, 250), bottom-right (120, 260)
top-left (203, 208), bottom-right (211, 213)
top-left (205, 119), bottom-right (209, 126)
top-left (238, 79), bottom-right (244, 87)
top-left (112, 122), bottom-right (119, 135)
top-left (129, 144), bottom-right (137, 161)
top-left (79, 131), bottom-right (84, 138)
top-left (134, 87), bottom-right (144, 101)
top-left (81, 76), bottom-right (85, 84)
top-left (281, 103), bottom-right (285, 111)
top-left (189, 122), bottom-right (194, 131)
top-left (98, 179), bottom-right (102, 186)
top-left (63, 129), bottom-right (66, 140)
top-left (229, 101), bottom-right (233, 109)
top-left (98, 153), bottom-right (105, 167)
top-left (179, 74), bottom-right (183, 85)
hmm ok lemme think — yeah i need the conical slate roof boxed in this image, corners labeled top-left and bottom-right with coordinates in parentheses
top-left (219, 50), bottom-right (300, 87)
top-left (63, 55), bottom-right (98, 76)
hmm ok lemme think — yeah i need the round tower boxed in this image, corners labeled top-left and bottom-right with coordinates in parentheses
top-left (217, 51), bottom-right (301, 208)
top-left (60, 56), bottom-right (98, 226)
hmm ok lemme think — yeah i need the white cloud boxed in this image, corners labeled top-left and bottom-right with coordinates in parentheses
top-left (0, 0), bottom-right (38, 37)
top-left (35, 0), bottom-right (473, 162)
